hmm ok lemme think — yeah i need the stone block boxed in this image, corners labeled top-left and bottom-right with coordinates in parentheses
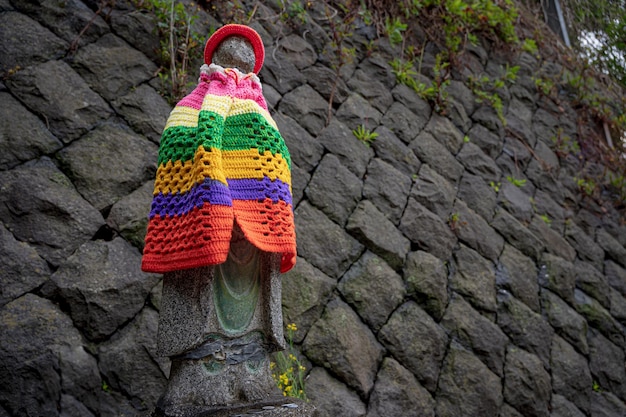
top-left (551, 335), bottom-right (592, 413)
top-left (435, 342), bottom-right (502, 417)
top-left (539, 253), bottom-right (576, 304)
top-left (346, 200), bottom-right (410, 271)
top-left (303, 298), bottom-right (383, 396)
top-left (565, 222), bottom-right (604, 271)
top-left (279, 84), bottom-right (329, 136)
top-left (503, 346), bottom-right (551, 417)
top-left (441, 295), bottom-right (508, 376)
top-left (471, 105), bottom-right (504, 138)
top-left (505, 99), bottom-right (535, 147)
top-left (306, 153), bottom-right (362, 226)
top-left (99, 307), bottom-right (167, 411)
top-left (275, 117), bottom-right (320, 171)
top-left (379, 301), bottom-right (448, 392)
top-left (281, 257), bottom-right (336, 344)
top-left (305, 367), bottom-right (365, 417)
top-left (110, 9), bottom-right (162, 62)
top-left (497, 181), bottom-right (534, 223)
top-left (0, 92), bottom-right (62, 170)
top-left (303, 65), bottom-right (350, 105)
top-left (588, 330), bottom-right (626, 401)
top-left (453, 200), bottom-right (504, 262)
top-left (0, 12), bottom-right (66, 72)
top-left (0, 223), bottom-right (50, 308)
top-left (410, 164), bottom-right (456, 220)
top-left (338, 251), bottom-right (406, 332)
top-left (260, 49), bottom-right (304, 94)
top-left (399, 198), bottom-right (456, 262)
top-left (363, 158), bottom-right (412, 225)
top-left (456, 141), bottom-right (502, 183)
top-left (467, 124), bottom-right (503, 160)
top-left (291, 164), bottom-right (309, 206)
top-left (108, 181), bottom-right (153, 251)
top-left (590, 391), bottom-right (626, 417)
top-left (596, 228), bottom-right (626, 268)
top-left (371, 126), bottom-right (421, 177)
top-left (498, 244), bottom-right (540, 312)
top-left (424, 113), bottom-right (464, 155)
top-left (532, 189), bottom-right (565, 233)
top-left (382, 102), bottom-right (426, 143)
top-left (404, 250), bottom-right (448, 320)
top-left (390, 84), bottom-right (431, 129)
top-left (606, 260), bottom-right (626, 296)
top-left (0, 157), bottom-right (104, 266)
top-left (457, 172), bottom-right (497, 222)
top-left (56, 123), bottom-right (158, 210)
top-left (336, 93), bottom-right (382, 132)
top-left (491, 208), bottom-right (544, 260)
top-left (497, 292), bottom-right (553, 368)
top-left (274, 34), bottom-right (317, 70)
top-left (550, 394), bottom-right (586, 417)
top-left (410, 131), bottom-right (464, 184)
top-left (575, 260), bottom-right (611, 309)
top-left (6, 60), bottom-right (113, 142)
top-left (317, 118), bottom-right (374, 178)
top-left (573, 289), bottom-right (624, 348)
top-left (347, 69), bottom-right (393, 113)
top-left (445, 99), bottom-right (472, 134)
top-left (0, 294), bottom-right (101, 416)
top-left (451, 244), bottom-right (497, 312)
top-left (49, 237), bottom-right (160, 341)
top-left (366, 358), bottom-right (435, 417)
top-left (111, 84), bottom-right (171, 143)
top-left (528, 216), bottom-right (576, 261)
top-left (540, 289), bottom-right (588, 355)
top-left (12, 0), bottom-right (108, 46)
top-left (295, 202), bottom-right (364, 279)
top-left (72, 33), bottom-right (157, 101)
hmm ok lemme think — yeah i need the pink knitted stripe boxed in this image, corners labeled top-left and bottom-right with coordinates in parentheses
top-left (176, 82), bottom-right (210, 110)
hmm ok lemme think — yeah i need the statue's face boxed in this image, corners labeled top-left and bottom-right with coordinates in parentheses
top-left (212, 36), bottom-right (256, 73)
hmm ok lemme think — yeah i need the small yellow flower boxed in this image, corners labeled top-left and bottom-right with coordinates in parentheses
top-left (287, 323), bottom-right (298, 332)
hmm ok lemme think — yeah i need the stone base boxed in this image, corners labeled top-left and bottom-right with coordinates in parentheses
top-left (150, 397), bottom-right (317, 417)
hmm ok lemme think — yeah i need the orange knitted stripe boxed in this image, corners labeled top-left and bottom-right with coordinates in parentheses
top-left (142, 203), bottom-right (234, 273)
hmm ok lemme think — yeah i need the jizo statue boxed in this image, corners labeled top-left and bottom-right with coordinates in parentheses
top-left (141, 24), bottom-right (297, 415)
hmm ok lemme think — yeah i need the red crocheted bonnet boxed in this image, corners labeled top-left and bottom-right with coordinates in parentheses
top-left (204, 24), bottom-right (265, 74)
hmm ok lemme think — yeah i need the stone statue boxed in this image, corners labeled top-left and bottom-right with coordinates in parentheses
top-left (141, 24), bottom-right (300, 416)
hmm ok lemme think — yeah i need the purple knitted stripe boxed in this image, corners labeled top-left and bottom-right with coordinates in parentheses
top-left (228, 177), bottom-right (292, 205)
top-left (150, 177), bottom-right (292, 218)
top-left (150, 179), bottom-right (232, 218)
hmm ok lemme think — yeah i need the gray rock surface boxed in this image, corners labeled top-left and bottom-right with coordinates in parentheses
top-left (379, 301), bottom-right (448, 392)
top-left (303, 298), bottom-right (383, 396)
top-left (1, 1), bottom-right (625, 415)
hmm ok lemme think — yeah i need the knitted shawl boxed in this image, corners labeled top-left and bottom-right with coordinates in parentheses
top-left (141, 64), bottom-right (296, 274)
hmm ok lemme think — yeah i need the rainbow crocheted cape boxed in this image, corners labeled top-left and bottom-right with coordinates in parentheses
top-left (141, 64), bottom-right (296, 274)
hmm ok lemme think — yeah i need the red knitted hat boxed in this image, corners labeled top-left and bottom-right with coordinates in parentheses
top-left (204, 24), bottom-right (265, 74)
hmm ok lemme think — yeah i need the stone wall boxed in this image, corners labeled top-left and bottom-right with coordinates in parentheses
top-left (1, 0), bottom-right (625, 416)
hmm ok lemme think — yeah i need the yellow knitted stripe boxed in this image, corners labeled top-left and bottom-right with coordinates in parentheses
top-left (153, 147), bottom-right (292, 195)
top-left (201, 93), bottom-right (232, 117)
top-left (163, 95), bottom-right (277, 130)
top-left (222, 149), bottom-right (291, 184)
top-left (154, 146), bottom-right (226, 195)
top-left (228, 99), bottom-right (278, 130)
top-left (163, 106), bottom-right (201, 130)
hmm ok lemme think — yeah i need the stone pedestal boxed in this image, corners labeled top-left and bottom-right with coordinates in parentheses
top-left (152, 398), bottom-right (317, 417)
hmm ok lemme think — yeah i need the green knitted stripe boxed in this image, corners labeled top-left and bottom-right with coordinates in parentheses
top-left (223, 113), bottom-right (292, 169)
top-left (158, 110), bottom-right (291, 168)
top-left (157, 110), bottom-right (224, 165)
